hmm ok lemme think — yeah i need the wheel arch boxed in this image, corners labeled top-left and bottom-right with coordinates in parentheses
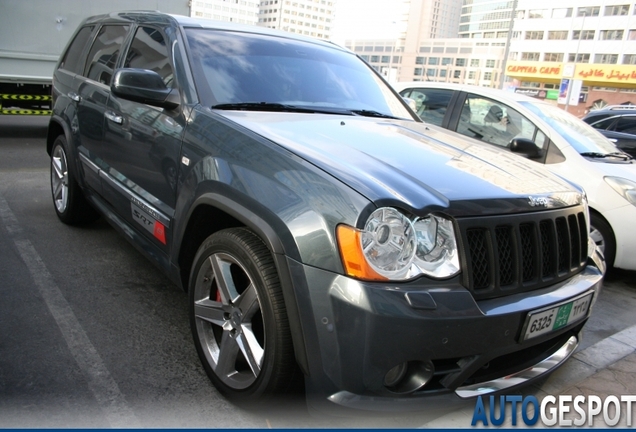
top-left (589, 207), bottom-right (616, 267)
top-left (589, 207), bottom-right (615, 237)
top-left (46, 117), bottom-right (69, 155)
top-left (175, 193), bottom-right (310, 375)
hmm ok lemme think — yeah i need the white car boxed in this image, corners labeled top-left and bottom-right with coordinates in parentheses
top-left (394, 82), bottom-right (636, 271)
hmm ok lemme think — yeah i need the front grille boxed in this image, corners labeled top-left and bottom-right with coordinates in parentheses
top-left (458, 206), bottom-right (588, 300)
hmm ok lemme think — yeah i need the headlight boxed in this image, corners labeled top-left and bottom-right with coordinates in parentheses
top-left (361, 208), bottom-right (416, 277)
top-left (605, 177), bottom-right (636, 206)
top-left (337, 207), bottom-right (460, 281)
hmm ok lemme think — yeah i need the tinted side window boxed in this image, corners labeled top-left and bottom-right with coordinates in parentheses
top-left (615, 117), bottom-right (636, 134)
top-left (591, 117), bottom-right (616, 130)
top-left (124, 27), bottom-right (173, 87)
top-left (59, 26), bottom-right (94, 74)
top-left (399, 88), bottom-right (453, 126)
top-left (85, 25), bottom-right (130, 85)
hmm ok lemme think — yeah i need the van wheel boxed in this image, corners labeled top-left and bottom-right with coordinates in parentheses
top-left (590, 213), bottom-right (615, 268)
top-left (189, 228), bottom-right (298, 402)
top-left (50, 136), bottom-right (98, 225)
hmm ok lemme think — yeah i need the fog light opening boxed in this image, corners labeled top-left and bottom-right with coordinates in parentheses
top-left (384, 360), bottom-right (435, 394)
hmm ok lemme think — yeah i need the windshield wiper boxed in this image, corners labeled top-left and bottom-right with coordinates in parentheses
top-left (580, 152), bottom-right (609, 158)
top-left (581, 151), bottom-right (632, 160)
top-left (609, 152), bottom-right (633, 160)
top-left (212, 103), bottom-right (401, 119)
top-left (211, 102), bottom-right (351, 115)
top-left (350, 109), bottom-right (399, 119)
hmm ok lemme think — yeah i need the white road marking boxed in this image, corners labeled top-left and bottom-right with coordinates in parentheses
top-left (0, 194), bottom-right (139, 427)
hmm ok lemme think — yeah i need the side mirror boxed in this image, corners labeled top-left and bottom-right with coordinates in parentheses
top-left (111, 68), bottom-right (179, 109)
top-left (510, 137), bottom-right (543, 160)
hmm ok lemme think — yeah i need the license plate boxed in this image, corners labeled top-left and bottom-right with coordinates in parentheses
top-left (522, 292), bottom-right (594, 341)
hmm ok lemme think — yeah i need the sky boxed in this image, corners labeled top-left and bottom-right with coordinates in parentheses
top-left (331, 0), bottom-right (404, 44)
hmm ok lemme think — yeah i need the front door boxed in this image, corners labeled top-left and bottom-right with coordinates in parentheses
top-left (99, 25), bottom-right (186, 251)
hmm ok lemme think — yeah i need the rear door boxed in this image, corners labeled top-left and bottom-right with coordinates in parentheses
top-left (74, 24), bottom-right (131, 193)
top-left (99, 25), bottom-right (187, 251)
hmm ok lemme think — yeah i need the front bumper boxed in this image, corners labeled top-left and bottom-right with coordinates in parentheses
top-left (288, 258), bottom-right (603, 412)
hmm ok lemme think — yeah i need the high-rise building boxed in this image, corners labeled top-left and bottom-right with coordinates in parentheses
top-left (344, 0), bottom-right (508, 86)
top-left (258, 0), bottom-right (337, 40)
top-left (458, 0), bottom-right (516, 39)
top-left (190, 0), bottom-right (337, 40)
top-left (403, 0), bottom-right (462, 46)
top-left (190, 0), bottom-right (260, 25)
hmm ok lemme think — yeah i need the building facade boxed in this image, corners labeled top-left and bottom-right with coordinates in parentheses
top-left (190, 0), bottom-right (336, 40)
top-left (258, 0), bottom-right (337, 40)
top-left (343, 0), bottom-right (507, 86)
top-left (191, 0), bottom-right (260, 25)
top-left (459, 0), bottom-right (516, 39)
top-left (505, 0), bottom-right (636, 116)
top-left (345, 38), bottom-right (506, 87)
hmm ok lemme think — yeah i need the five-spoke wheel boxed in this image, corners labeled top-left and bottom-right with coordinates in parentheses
top-left (49, 136), bottom-right (98, 224)
top-left (590, 212), bottom-right (616, 268)
top-left (51, 142), bottom-right (70, 214)
top-left (189, 228), bottom-right (298, 401)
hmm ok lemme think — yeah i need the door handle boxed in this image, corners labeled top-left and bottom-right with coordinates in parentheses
top-left (105, 111), bottom-right (123, 124)
top-left (68, 92), bottom-right (81, 102)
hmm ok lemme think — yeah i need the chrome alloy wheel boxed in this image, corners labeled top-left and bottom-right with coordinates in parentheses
top-left (193, 252), bottom-right (265, 390)
top-left (51, 145), bottom-right (69, 213)
top-left (589, 225), bottom-right (605, 256)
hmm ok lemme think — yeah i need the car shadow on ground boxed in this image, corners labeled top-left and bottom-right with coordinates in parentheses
top-left (604, 267), bottom-right (636, 285)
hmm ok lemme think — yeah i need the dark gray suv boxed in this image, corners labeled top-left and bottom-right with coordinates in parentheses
top-left (48, 11), bottom-right (604, 412)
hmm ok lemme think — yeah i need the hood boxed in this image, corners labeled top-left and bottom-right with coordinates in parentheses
top-left (221, 112), bottom-right (582, 216)
top-left (587, 157), bottom-right (636, 179)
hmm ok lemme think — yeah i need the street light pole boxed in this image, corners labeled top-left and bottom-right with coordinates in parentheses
top-left (500, 0), bottom-right (518, 89)
top-left (564, 11), bottom-right (586, 113)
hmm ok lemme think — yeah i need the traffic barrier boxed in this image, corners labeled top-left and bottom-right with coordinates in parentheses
top-left (0, 93), bottom-right (52, 115)
top-left (1, 93), bottom-right (52, 101)
top-left (0, 108), bottom-right (52, 115)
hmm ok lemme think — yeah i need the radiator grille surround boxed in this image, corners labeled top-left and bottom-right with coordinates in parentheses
top-left (458, 206), bottom-right (588, 300)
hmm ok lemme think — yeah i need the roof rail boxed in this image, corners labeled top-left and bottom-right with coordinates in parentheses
top-left (604, 104), bottom-right (636, 111)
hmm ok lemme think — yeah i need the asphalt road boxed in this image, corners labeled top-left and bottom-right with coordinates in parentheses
top-left (1, 115), bottom-right (635, 428)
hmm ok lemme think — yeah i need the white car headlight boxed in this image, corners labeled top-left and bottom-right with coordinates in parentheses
top-left (605, 176), bottom-right (636, 206)
top-left (337, 207), bottom-right (460, 281)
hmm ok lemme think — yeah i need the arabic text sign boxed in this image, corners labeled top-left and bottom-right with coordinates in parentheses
top-left (505, 61), bottom-right (636, 85)
top-left (576, 64), bottom-right (636, 84)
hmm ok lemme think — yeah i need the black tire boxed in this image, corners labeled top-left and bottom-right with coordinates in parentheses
top-left (50, 135), bottom-right (99, 225)
top-left (189, 228), bottom-right (299, 403)
top-left (590, 212), bottom-right (615, 268)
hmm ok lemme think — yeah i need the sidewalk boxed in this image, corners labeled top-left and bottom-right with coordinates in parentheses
top-left (420, 324), bottom-right (636, 428)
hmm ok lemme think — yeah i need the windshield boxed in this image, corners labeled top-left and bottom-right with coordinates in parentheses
top-left (184, 29), bottom-right (412, 119)
top-left (520, 101), bottom-right (620, 155)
